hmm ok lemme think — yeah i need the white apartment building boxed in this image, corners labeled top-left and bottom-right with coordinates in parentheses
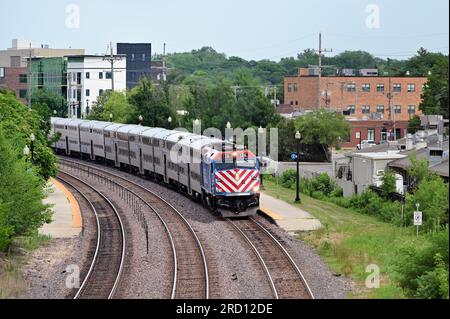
top-left (66, 55), bottom-right (126, 118)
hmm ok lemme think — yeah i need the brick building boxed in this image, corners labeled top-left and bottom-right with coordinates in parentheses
top-left (284, 68), bottom-right (427, 147)
top-left (0, 67), bottom-right (28, 103)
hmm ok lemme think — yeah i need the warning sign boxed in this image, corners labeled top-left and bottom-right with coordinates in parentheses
top-left (414, 211), bottom-right (422, 226)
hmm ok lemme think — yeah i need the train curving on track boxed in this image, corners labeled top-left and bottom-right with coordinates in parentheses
top-left (58, 157), bottom-right (314, 299)
top-left (51, 118), bottom-right (260, 218)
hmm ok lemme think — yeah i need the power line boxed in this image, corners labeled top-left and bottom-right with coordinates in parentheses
top-left (324, 31), bottom-right (449, 39)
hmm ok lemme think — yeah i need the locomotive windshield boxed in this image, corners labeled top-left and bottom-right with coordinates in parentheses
top-left (215, 159), bottom-right (257, 170)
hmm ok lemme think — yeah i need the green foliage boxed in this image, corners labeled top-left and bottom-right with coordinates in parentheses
top-left (128, 78), bottom-right (175, 128)
top-left (380, 169), bottom-right (397, 199)
top-left (294, 110), bottom-right (350, 161)
top-left (419, 55), bottom-right (449, 118)
top-left (0, 89), bottom-right (57, 180)
top-left (87, 91), bottom-right (135, 123)
top-left (31, 89), bottom-right (67, 117)
top-left (406, 176), bottom-right (449, 230)
top-left (408, 156), bottom-right (431, 189)
top-left (408, 116), bottom-right (422, 134)
top-left (394, 229), bottom-right (449, 298)
top-left (0, 130), bottom-right (52, 251)
top-left (280, 169), bottom-right (297, 189)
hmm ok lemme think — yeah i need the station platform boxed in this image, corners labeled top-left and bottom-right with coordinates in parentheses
top-left (259, 192), bottom-right (322, 234)
top-left (40, 178), bottom-right (82, 238)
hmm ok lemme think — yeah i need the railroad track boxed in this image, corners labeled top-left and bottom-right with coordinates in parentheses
top-left (57, 171), bottom-right (125, 299)
top-left (227, 217), bottom-right (314, 299)
top-left (58, 157), bottom-right (209, 299)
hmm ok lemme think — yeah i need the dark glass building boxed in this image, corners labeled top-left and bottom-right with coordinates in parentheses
top-left (117, 43), bottom-right (151, 90)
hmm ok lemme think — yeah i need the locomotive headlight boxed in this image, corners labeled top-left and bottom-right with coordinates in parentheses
top-left (253, 185), bottom-right (260, 192)
top-left (236, 174), bottom-right (240, 180)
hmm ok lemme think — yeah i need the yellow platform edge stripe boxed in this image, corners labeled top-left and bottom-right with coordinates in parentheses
top-left (259, 205), bottom-right (282, 221)
top-left (50, 177), bottom-right (83, 228)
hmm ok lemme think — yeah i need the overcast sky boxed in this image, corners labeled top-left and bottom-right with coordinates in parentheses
top-left (0, 0), bottom-right (448, 61)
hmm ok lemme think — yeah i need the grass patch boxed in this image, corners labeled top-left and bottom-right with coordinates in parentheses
top-left (0, 232), bottom-right (52, 299)
top-left (263, 179), bottom-right (428, 299)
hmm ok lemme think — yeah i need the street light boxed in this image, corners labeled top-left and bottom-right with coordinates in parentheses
top-left (226, 121), bottom-right (232, 129)
top-left (139, 115), bottom-right (143, 125)
top-left (109, 113), bottom-right (113, 122)
top-left (30, 133), bottom-right (35, 164)
top-left (23, 145), bottom-right (30, 163)
top-left (168, 116), bottom-right (172, 128)
top-left (295, 131), bottom-right (301, 202)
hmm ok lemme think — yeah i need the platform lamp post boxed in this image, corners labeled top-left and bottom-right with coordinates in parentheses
top-left (295, 131), bottom-right (301, 203)
top-left (258, 126), bottom-right (264, 189)
top-left (139, 115), bottom-right (143, 126)
top-left (109, 113), bottom-right (113, 122)
top-left (30, 133), bottom-right (35, 164)
top-left (23, 145), bottom-right (30, 163)
top-left (168, 116), bottom-right (172, 128)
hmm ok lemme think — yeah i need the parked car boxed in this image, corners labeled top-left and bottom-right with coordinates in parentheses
top-left (357, 140), bottom-right (376, 150)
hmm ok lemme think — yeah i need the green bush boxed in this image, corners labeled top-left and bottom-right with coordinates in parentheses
top-left (393, 229), bottom-right (449, 299)
top-left (0, 130), bottom-right (52, 251)
top-left (310, 173), bottom-right (336, 196)
top-left (280, 169), bottom-right (297, 189)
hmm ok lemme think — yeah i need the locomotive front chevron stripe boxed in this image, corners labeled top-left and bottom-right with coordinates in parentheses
top-left (215, 169), bottom-right (260, 193)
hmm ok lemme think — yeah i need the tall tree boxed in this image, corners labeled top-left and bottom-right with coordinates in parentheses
top-left (295, 110), bottom-right (350, 162)
top-left (419, 57), bottom-right (449, 118)
top-left (128, 77), bottom-right (175, 128)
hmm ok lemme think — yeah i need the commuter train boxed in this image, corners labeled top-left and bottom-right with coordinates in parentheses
top-left (51, 118), bottom-right (260, 217)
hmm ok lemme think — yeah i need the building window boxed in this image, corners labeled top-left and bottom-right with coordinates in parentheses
top-left (408, 105), bottom-right (416, 114)
top-left (376, 105), bottom-right (385, 113)
top-left (362, 105), bottom-right (370, 114)
top-left (295, 101), bottom-right (298, 105)
top-left (19, 74), bottom-right (27, 83)
top-left (287, 83), bottom-right (292, 93)
top-left (142, 54), bottom-right (146, 61)
top-left (86, 89), bottom-right (90, 97)
top-left (407, 83), bottom-right (416, 92)
top-left (73, 89), bottom-right (77, 99)
top-left (99, 89), bottom-right (104, 96)
top-left (10, 56), bottom-right (21, 67)
top-left (131, 53), bottom-right (135, 61)
top-left (347, 105), bottom-right (356, 114)
top-left (393, 83), bottom-right (401, 92)
top-left (362, 83), bottom-right (370, 92)
top-left (394, 105), bottom-right (401, 114)
top-left (99, 72), bottom-right (103, 79)
top-left (0, 67), bottom-right (4, 78)
top-left (19, 89), bottom-right (27, 99)
top-left (106, 72), bottom-right (112, 79)
top-left (347, 83), bottom-right (356, 92)
top-left (86, 72), bottom-right (90, 79)
top-left (367, 129), bottom-right (375, 141)
top-left (72, 72), bottom-right (76, 82)
top-left (290, 101), bottom-right (293, 105)
top-left (293, 83), bottom-right (298, 92)
top-left (376, 83), bottom-right (385, 92)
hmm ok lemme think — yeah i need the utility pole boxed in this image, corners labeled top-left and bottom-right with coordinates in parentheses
top-left (103, 42), bottom-right (122, 91)
top-left (162, 43), bottom-right (167, 82)
top-left (273, 86), bottom-right (277, 108)
top-left (67, 71), bottom-right (71, 117)
top-left (315, 32), bottom-right (332, 109)
top-left (27, 42), bottom-right (32, 108)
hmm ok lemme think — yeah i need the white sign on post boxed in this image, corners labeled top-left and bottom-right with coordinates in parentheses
top-left (356, 132), bottom-right (361, 139)
top-left (414, 211), bottom-right (422, 226)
